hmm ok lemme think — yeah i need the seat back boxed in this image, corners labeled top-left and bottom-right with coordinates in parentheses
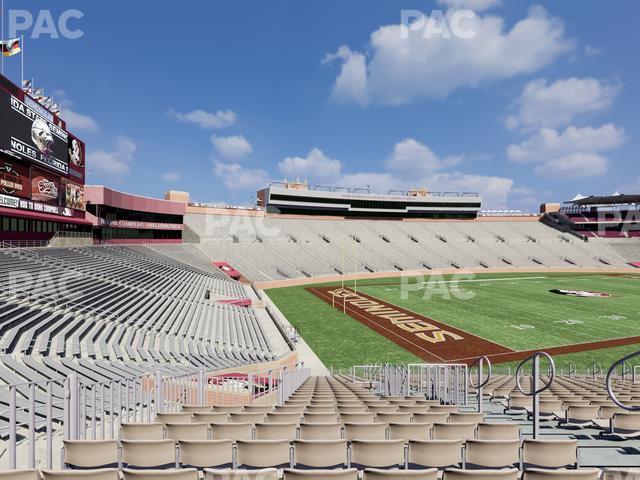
top-left (267, 412), bottom-right (302, 424)
top-left (299, 423), bottom-right (343, 440)
top-left (350, 440), bottom-right (406, 469)
top-left (432, 423), bottom-right (476, 441)
top-left (388, 423), bottom-right (432, 441)
top-left (522, 439), bottom-right (577, 468)
top-left (244, 406), bottom-right (275, 414)
top-left (122, 469), bottom-right (198, 480)
top-left (40, 469), bottom-right (120, 480)
top-left (293, 440), bottom-right (348, 468)
top-left (464, 440), bottom-right (520, 468)
top-left (376, 413), bottom-right (412, 424)
top-left (63, 440), bottom-right (119, 468)
top-left (121, 439), bottom-right (177, 468)
top-left (523, 468), bottom-right (600, 480)
top-left (157, 412), bottom-right (193, 423)
top-left (0, 470), bottom-right (39, 480)
top-left (344, 423), bottom-right (387, 441)
top-left (212, 406), bottom-right (243, 414)
top-left (236, 439), bottom-right (292, 468)
top-left (340, 413), bottom-right (377, 424)
top-left (566, 406), bottom-right (600, 422)
top-left (363, 469), bottom-right (438, 480)
top-left (476, 423), bottom-right (520, 440)
top-left (429, 406), bottom-right (459, 414)
top-left (448, 413), bottom-right (484, 425)
top-left (284, 469), bottom-right (358, 480)
top-left (413, 413), bottom-right (449, 424)
top-left (193, 413), bottom-right (230, 424)
top-left (210, 422), bottom-right (254, 441)
top-left (182, 406), bottom-right (213, 414)
top-left (165, 423), bottom-right (210, 441)
top-left (408, 439), bottom-right (463, 468)
top-left (304, 413), bottom-right (340, 423)
top-left (613, 413), bottom-right (640, 432)
top-left (178, 440), bottom-right (233, 468)
top-left (121, 423), bottom-right (165, 440)
top-left (230, 412), bottom-right (267, 424)
top-left (442, 468), bottom-right (519, 480)
top-left (255, 422), bottom-right (298, 441)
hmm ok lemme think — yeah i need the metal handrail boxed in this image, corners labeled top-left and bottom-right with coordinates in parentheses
top-left (561, 362), bottom-right (576, 377)
top-left (515, 351), bottom-right (556, 439)
top-left (468, 355), bottom-right (492, 413)
top-left (588, 362), bottom-right (602, 381)
top-left (606, 350), bottom-right (640, 412)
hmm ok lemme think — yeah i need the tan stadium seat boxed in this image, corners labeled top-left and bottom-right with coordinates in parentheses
top-left (388, 400), bottom-right (418, 407)
top-left (368, 406), bottom-right (399, 414)
top-left (121, 423), bottom-right (165, 440)
top-left (194, 412), bottom-right (230, 424)
top-left (212, 406), bottom-right (244, 414)
top-left (413, 413), bottom-right (449, 424)
top-left (341, 413), bottom-right (377, 423)
top-left (306, 407), bottom-right (338, 414)
top-left (388, 422), bottom-right (432, 441)
top-left (165, 422), bottom-right (210, 440)
top-left (40, 469), bottom-right (120, 480)
top-left (267, 412), bottom-right (302, 423)
top-left (63, 440), bottom-right (119, 469)
top-left (244, 405), bottom-right (275, 414)
top-left (432, 423), bottom-right (476, 441)
top-left (284, 469), bottom-right (358, 480)
top-left (464, 440), bottom-right (520, 468)
top-left (121, 439), bottom-right (177, 469)
top-left (350, 440), bottom-right (406, 469)
top-left (230, 412), bottom-right (267, 424)
top-left (449, 413), bottom-right (484, 425)
top-left (293, 439), bottom-right (348, 468)
top-left (597, 406), bottom-right (626, 420)
top-left (558, 406), bottom-right (600, 428)
top-left (178, 439), bottom-right (233, 468)
top-left (503, 396), bottom-right (532, 414)
top-left (182, 405), bottom-right (213, 413)
top-left (339, 407), bottom-right (369, 414)
top-left (522, 439), bottom-right (578, 469)
top-left (476, 423), bottom-right (520, 440)
top-left (407, 439), bottom-right (463, 468)
top-left (344, 422), bottom-right (387, 441)
top-left (522, 469), bottom-right (601, 479)
top-left (236, 439), bottom-right (292, 468)
top-left (528, 400), bottom-right (564, 420)
top-left (416, 400), bottom-right (442, 407)
top-left (157, 412), bottom-right (193, 423)
top-left (0, 471), bottom-right (39, 480)
top-left (255, 422), bottom-right (298, 440)
top-left (276, 406), bottom-right (307, 414)
top-left (430, 405), bottom-right (459, 414)
top-left (211, 422), bottom-right (254, 441)
top-left (602, 469), bottom-right (640, 480)
top-left (604, 413), bottom-right (640, 438)
top-left (442, 468), bottom-right (519, 479)
top-left (376, 413), bottom-right (413, 424)
top-left (398, 406), bottom-right (431, 414)
top-left (305, 413), bottom-right (340, 423)
top-left (299, 423), bottom-right (343, 440)
top-left (364, 469), bottom-right (438, 480)
top-left (122, 469), bottom-right (198, 480)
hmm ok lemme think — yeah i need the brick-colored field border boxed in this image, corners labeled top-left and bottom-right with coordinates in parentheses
top-left (307, 286), bottom-right (640, 365)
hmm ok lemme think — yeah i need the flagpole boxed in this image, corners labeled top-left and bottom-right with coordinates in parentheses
top-left (2, 0), bottom-right (4, 75)
top-left (20, 34), bottom-right (23, 86)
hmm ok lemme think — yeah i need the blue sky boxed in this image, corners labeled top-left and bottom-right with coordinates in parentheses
top-left (4, 0), bottom-right (639, 210)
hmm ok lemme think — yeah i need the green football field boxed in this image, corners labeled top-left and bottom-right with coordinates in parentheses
top-left (266, 272), bottom-right (640, 370)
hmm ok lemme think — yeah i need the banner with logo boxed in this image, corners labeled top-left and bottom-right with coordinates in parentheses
top-left (31, 167), bottom-right (61, 205)
top-left (67, 134), bottom-right (85, 182)
top-left (0, 159), bottom-right (30, 198)
top-left (65, 180), bottom-right (85, 211)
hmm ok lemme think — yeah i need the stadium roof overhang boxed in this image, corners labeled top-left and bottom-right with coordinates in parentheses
top-left (565, 194), bottom-right (640, 206)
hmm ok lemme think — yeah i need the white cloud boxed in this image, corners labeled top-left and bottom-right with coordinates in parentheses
top-left (162, 171), bottom-right (180, 182)
top-left (584, 45), bottom-right (601, 56)
top-left (168, 109), bottom-right (236, 129)
top-left (63, 107), bottom-right (100, 133)
top-left (507, 124), bottom-right (625, 178)
top-left (213, 162), bottom-right (269, 190)
top-left (386, 138), bottom-right (462, 178)
top-left (278, 148), bottom-right (342, 184)
top-left (90, 136), bottom-right (136, 175)
top-left (325, 6), bottom-right (573, 105)
top-left (505, 77), bottom-right (621, 130)
top-left (211, 135), bottom-right (253, 160)
top-left (436, 0), bottom-right (501, 11)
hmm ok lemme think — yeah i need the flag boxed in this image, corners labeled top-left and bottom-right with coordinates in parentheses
top-left (33, 87), bottom-right (44, 98)
top-left (0, 38), bottom-right (21, 57)
top-left (22, 79), bottom-right (32, 93)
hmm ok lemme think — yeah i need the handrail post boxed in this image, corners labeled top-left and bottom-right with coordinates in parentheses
top-left (468, 356), bottom-right (492, 413)
top-left (516, 352), bottom-right (555, 440)
top-left (606, 350), bottom-right (640, 412)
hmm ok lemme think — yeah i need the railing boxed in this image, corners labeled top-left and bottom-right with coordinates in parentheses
top-left (468, 356), bottom-right (491, 413)
top-left (606, 350), bottom-right (640, 412)
top-left (0, 362), bottom-right (309, 469)
top-left (516, 351), bottom-right (556, 439)
top-left (0, 239), bottom-right (49, 249)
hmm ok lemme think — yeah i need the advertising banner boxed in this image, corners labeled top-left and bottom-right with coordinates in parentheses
top-left (0, 159), bottom-right (29, 198)
top-left (65, 180), bottom-right (85, 211)
top-left (31, 167), bottom-right (61, 205)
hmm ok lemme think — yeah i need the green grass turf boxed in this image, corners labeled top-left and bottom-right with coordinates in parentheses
top-left (266, 272), bottom-right (640, 370)
top-left (357, 272), bottom-right (640, 351)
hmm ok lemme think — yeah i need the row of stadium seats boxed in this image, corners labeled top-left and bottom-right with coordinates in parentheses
top-left (181, 216), bottom-right (628, 281)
